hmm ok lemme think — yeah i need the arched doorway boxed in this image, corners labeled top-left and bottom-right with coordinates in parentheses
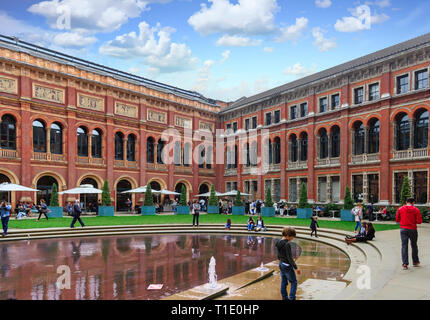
top-left (150, 181), bottom-right (162, 204)
top-left (175, 182), bottom-right (187, 203)
top-left (116, 180), bottom-right (132, 212)
top-left (198, 183), bottom-right (209, 198)
top-left (80, 178), bottom-right (99, 212)
top-left (36, 176), bottom-right (59, 206)
top-left (0, 174), bottom-right (11, 202)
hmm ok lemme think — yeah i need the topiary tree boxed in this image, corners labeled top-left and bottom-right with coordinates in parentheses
top-left (50, 183), bottom-right (59, 206)
top-left (343, 186), bottom-right (354, 210)
top-left (208, 184), bottom-right (218, 206)
top-left (233, 190), bottom-right (243, 206)
top-left (144, 183), bottom-right (154, 206)
top-left (400, 176), bottom-right (412, 206)
top-left (179, 185), bottom-right (187, 206)
top-left (265, 187), bottom-right (274, 207)
top-left (298, 182), bottom-right (310, 208)
top-left (101, 180), bottom-right (112, 206)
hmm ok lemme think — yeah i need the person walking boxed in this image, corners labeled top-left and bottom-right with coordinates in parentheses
top-left (37, 199), bottom-right (49, 221)
top-left (0, 201), bottom-right (12, 237)
top-left (396, 197), bottom-right (423, 270)
top-left (71, 199), bottom-right (85, 228)
top-left (310, 216), bottom-right (319, 237)
top-left (352, 203), bottom-right (363, 233)
top-left (192, 200), bottom-right (200, 227)
top-left (275, 227), bottom-right (301, 300)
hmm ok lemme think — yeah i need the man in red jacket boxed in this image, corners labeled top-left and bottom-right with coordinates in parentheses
top-left (396, 197), bottom-right (423, 270)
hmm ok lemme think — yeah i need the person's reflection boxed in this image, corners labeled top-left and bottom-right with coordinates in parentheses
top-left (191, 235), bottom-right (200, 259)
top-left (71, 240), bottom-right (82, 270)
top-left (0, 245), bottom-right (10, 278)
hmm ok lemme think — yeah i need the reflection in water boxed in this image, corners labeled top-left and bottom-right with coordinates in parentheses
top-left (0, 234), bottom-right (349, 300)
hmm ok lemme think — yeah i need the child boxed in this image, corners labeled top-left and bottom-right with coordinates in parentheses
top-left (275, 227), bottom-right (301, 300)
top-left (310, 216), bottom-right (319, 237)
top-left (225, 218), bottom-right (232, 230)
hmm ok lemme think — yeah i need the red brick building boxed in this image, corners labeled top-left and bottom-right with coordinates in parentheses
top-left (1, 33), bottom-right (430, 210)
top-left (220, 33), bottom-right (430, 207)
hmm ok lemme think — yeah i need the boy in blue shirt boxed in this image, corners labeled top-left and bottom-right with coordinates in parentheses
top-left (0, 201), bottom-right (12, 237)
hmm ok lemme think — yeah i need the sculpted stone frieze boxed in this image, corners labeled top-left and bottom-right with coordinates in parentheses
top-left (115, 102), bottom-right (138, 118)
top-left (32, 84), bottom-right (65, 104)
top-left (78, 93), bottom-right (104, 112)
top-left (0, 76), bottom-right (17, 94)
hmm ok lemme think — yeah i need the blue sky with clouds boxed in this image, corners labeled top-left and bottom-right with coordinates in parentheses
top-left (1, 0), bottom-right (430, 102)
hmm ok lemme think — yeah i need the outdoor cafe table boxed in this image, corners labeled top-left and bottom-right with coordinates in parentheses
top-left (329, 210), bottom-right (339, 219)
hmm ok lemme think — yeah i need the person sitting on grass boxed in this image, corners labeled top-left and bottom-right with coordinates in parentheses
top-left (255, 216), bottom-right (266, 232)
top-left (345, 222), bottom-right (375, 245)
top-left (225, 218), bottom-right (232, 230)
top-left (16, 203), bottom-right (27, 220)
top-left (247, 216), bottom-right (255, 231)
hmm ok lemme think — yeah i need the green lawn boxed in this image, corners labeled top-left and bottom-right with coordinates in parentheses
top-left (8, 215), bottom-right (400, 232)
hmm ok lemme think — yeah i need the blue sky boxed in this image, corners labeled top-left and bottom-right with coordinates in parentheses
top-left (1, 0), bottom-right (430, 102)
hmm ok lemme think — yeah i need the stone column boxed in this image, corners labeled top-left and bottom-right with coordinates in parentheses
top-left (364, 126), bottom-right (369, 155)
top-left (46, 127), bottom-right (51, 154)
top-left (328, 132), bottom-right (332, 159)
top-left (409, 119), bottom-right (415, 150)
top-left (363, 173), bottom-right (368, 204)
top-left (154, 143), bottom-right (158, 164)
top-left (88, 134), bottom-right (93, 159)
top-left (296, 178), bottom-right (301, 203)
top-left (327, 175), bottom-right (332, 203)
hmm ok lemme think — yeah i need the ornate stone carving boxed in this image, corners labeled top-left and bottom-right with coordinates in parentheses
top-left (199, 121), bottom-right (214, 132)
top-left (0, 76), bottom-right (17, 94)
top-left (175, 116), bottom-right (192, 129)
top-left (32, 84), bottom-right (65, 104)
top-left (115, 102), bottom-right (138, 118)
top-left (147, 109), bottom-right (167, 124)
top-left (77, 93), bottom-right (104, 112)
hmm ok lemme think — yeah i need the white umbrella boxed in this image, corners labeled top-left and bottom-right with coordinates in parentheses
top-left (159, 189), bottom-right (180, 196)
top-left (219, 190), bottom-right (251, 197)
top-left (0, 183), bottom-right (39, 192)
top-left (59, 184), bottom-right (102, 195)
top-left (194, 191), bottom-right (223, 197)
top-left (121, 186), bottom-right (160, 194)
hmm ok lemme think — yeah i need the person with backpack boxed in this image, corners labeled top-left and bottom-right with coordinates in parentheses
top-left (71, 199), bottom-right (85, 228)
top-left (396, 198), bottom-right (423, 270)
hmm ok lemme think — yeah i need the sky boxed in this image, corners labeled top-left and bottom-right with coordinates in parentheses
top-left (1, 0), bottom-right (430, 102)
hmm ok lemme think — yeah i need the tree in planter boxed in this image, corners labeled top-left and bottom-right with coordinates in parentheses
top-left (101, 180), bottom-right (112, 206)
top-left (234, 190), bottom-right (243, 206)
top-left (265, 187), bottom-right (274, 207)
top-left (208, 184), bottom-right (218, 206)
top-left (298, 182), bottom-right (310, 208)
top-left (400, 176), bottom-right (412, 206)
top-left (343, 186), bottom-right (354, 210)
top-left (179, 185), bottom-right (187, 206)
top-left (144, 183), bottom-right (154, 206)
top-left (50, 183), bottom-right (59, 207)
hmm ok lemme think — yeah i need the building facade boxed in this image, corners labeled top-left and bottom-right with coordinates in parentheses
top-left (1, 33), bottom-right (430, 209)
top-left (220, 33), bottom-right (430, 207)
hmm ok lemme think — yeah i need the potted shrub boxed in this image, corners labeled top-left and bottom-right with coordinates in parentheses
top-left (47, 183), bottom-right (63, 218)
top-left (262, 187), bottom-right (275, 217)
top-left (142, 183), bottom-right (156, 215)
top-left (99, 180), bottom-right (115, 216)
top-left (232, 190), bottom-right (245, 215)
top-left (175, 185), bottom-right (190, 215)
top-left (207, 184), bottom-right (219, 214)
top-left (297, 182), bottom-right (313, 218)
top-left (340, 186), bottom-right (355, 221)
top-left (400, 176), bottom-right (412, 206)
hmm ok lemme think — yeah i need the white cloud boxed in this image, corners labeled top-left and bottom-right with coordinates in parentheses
top-left (53, 32), bottom-right (97, 48)
top-left (188, 0), bottom-right (279, 36)
top-left (263, 47), bottom-right (274, 53)
top-left (315, 0), bottom-right (332, 8)
top-left (371, 13), bottom-right (390, 24)
top-left (193, 59), bottom-right (216, 92)
top-left (283, 62), bottom-right (316, 78)
top-left (99, 21), bottom-right (198, 74)
top-left (334, 5), bottom-right (372, 32)
top-left (220, 50), bottom-right (231, 63)
top-left (365, 0), bottom-right (391, 8)
top-left (275, 17), bottom-right (308, 43)
top-left (28, 0), bottom-right (170, 33)
top-left (215, 35), bottom-right (262, 47)
top-left (312, 27), bottom-right (337, 52)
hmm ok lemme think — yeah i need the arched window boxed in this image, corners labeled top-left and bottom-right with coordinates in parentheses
top-left (157, 139), bottom-right (165, 164)
top-left (368, 119), bottom-right (380, 154)
top-left (414, 109), bottom-right (429, 149)
top-left (250, 141), bottom-right (258, 166)
top-left (264, 139), bottom-right (273, 164)
top-left (290, 134), bottom-right (298, 162)
top-left (91, 129), bottom-right (102, 158)
top-left (198, 145), bottom-right (205, 168)
top-left (226, 146), bottom-right (231, 169)
top-left (354, 122), bottom-right (365, 155)
top-left (0, 115), bottom-right (16, 150)
top-left (183, 142), bottom-right (191, 166)
top-left (77, 126), bottom-right (88, 157)
top-left (147, 137), bottom-right (155, 163)
top-left (299, 132), bottom-right (308, 162)
top-left (273, 137), bottom-right (281, 164)
top-left (245, 143), bottom-right (250, 167)
top-left (206, 146), bottom-right (213, 169)
top-left (331, 126), bottom-right (340, 158)
top-left (115, 132), bottom-right (124, 160)
top-left (127, 134), bottom-right (136, 161)
top-left (33, 120), bottom-right (47, 153)
top-left (234, 145), bottom-right (238, 168)
top-left (396, 113), bottom-right (410, 151)
top-left (174, 141), bottom-right (181, 166)
top-left (319, 129), bottom-right (328, 159)
top-left (50, 122), bottom-right (62, 154)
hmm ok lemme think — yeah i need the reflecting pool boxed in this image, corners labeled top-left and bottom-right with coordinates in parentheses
top-left (0, 234), bottom-right (349, 300)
